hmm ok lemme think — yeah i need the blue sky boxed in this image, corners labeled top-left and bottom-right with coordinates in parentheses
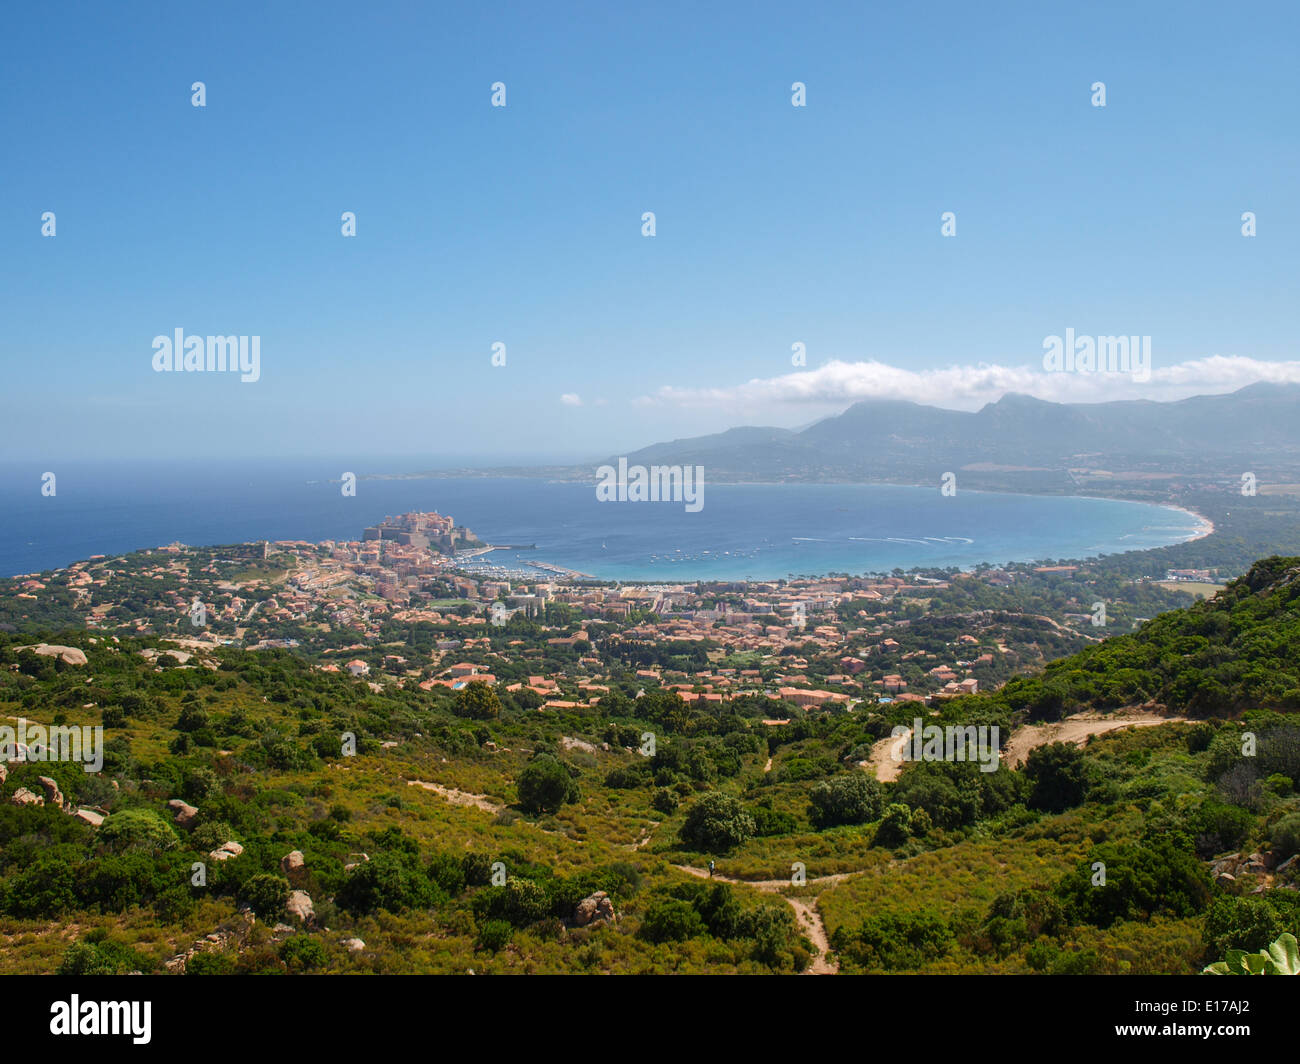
top-left (2, 0), bottom-right (1297, 463)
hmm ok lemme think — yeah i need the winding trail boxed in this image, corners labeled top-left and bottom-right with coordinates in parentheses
top-left (861, 710), bottom-right (1185, 779)
top-left (675, 864), bottom-right (848, 974)
top-left (1001, 710), bottom-right (1184, 768)
top-left (787, 897), bottom-right (836, 975)
top-left (629, 822), bottom-right (660, 851)
top-left (405, 779), bottom-right (503, 815)
top-left (672, 708), bottom-right (1190, 972)
top-left (861, 728), bottom-right (911, 783)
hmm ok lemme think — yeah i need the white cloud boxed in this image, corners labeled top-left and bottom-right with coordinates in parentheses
top-left (634, 355), bottom-right (1300, 410)
top-left (559, 393), bottom-right (583, 406)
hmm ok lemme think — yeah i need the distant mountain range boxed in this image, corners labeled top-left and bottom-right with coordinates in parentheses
top-left (612, 383), bottom-right (1300, 490)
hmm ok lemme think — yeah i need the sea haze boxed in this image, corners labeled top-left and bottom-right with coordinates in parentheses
top-left (0, 460), bottom-right (1204, 580)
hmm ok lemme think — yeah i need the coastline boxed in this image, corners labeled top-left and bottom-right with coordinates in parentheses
top-left (1160, 503), bottom-right (1216, 543)
top-left (1, 475), bottom-right (1217, 581)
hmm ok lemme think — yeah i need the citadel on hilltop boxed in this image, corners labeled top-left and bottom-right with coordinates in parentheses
top-left (362, 512), bottom-right (482, 555)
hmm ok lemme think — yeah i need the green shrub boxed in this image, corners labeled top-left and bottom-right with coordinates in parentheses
top-left (185, 951), bottom-right (236, 975)
top-left (639, 898), bottom-right (706, 943)
top-left (1204, 896), bottom-right (1293, 957)
top-left (1024, 743), bottom-right (1089, 813)
top-left (751, 804), bottom-right (797, 836)
top-left (99, 809), bottom-right (180, 854)
top-left (279, 935), bottom-right (328, 971)
top-left (517, 755), bottom-right (580, 814)
top-left (462, 852), bottom-right (492, 887)
top-left (875, 803), bottom-right (914, 847)
top-left (476, 919), bottom-right (513, 952)
top-left (0, 857), bottom-right (78, 917)
top-left (428, 852), bottom-right (467, 896)
top-left (57, 937), bottom-right (147, 975)
top-left (1056, 840), bottom-right (1212, 929)
top-left (452, 682), bottom-right (501, 720)
top-left (1271, 813), bottom-right (1300, 860)
top-left (652, 788), bottom-right (678, 814)
top-left (239, 873), bottom-right (291, 920)
top-left (471, 878), bottom-right (549, 928)
top-left (190, 821), bottom-right (237, 852)
top-left (1204, 932), bottom-right (1300, 975)
top-left (335, 853), bottom-right (437, 916)
top-left (679, 792), bottom-right (754, 853)
top-left (808, 774), bottom-right (882, 828)
top-left (831, 910), bottom-right (953, 971)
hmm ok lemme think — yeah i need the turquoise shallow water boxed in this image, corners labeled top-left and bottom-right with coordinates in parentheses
top-left (0, 461), bottom-right (1205, 580)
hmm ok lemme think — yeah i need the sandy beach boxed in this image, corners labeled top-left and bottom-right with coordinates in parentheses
top-left (1163, 503), bottom-right (1216, 542)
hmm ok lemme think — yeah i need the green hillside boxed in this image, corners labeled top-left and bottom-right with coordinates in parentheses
top-left (1, 558), bottom-right (1298, 975)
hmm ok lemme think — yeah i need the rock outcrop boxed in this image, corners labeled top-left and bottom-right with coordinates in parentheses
top-left (573, 891), bottom-right (617, 927)
top-left (167, 799), bottom-right (199, 827)
top-left (37, 776), bottom-right (64, 810)
top-left (23, 644), bottom-right (88, 666)
top-left (286, 890), bottom-right (315, 924)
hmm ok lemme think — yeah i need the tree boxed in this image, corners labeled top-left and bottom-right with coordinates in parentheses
top-left (335, 853), bottom-right (436, 915)
top-left (280, 935), bottom-right (328, 971)
top-left (875, 803), bottom-right (914, 847)
top-left (808, 774), bottom-right (883, 828)
top-left (453, 681), bottom-right (502, 720)
top-left (1, 857), bottom-right (77, 917)
top-left (1024, 742), bottom-right (1089, 813)
top-left (239, 873), bottom-right (291, 920)
top-left (517, 754), bottom-right (580, 814)
top-left (99, 809), bottom-right (180, 854)
top-left (639, 898), bottom-right (705, 943)
top-left (175, 703), bottom-right (210, 732)
top-left (1056, 840), bottom-right (1211, 928)
top-left (471, 877), bottom-right (549, 927)
top-left (679, 792), bottom-right (755, 853)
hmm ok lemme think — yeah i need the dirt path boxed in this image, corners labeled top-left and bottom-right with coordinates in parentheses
top-left (677, 865), bottom-right (850, 891)
top-left (675, 864), bottom-right (846, 974)
top-left (862, 728), bottom-right (911, 782)
top-left (787, 896), bottom-right (836, 975)
top-left (405, 779), bottom-right (503, 815)
top-left (862, 712), bottom-right (1183, 777)
top-left (665, 710), bottom-right (1186, 973)
top-left (1001, 710), bottom-right (1184, 768)
top-left (763, 756), bottom-right (773, 773)
top-left (629, 822), bottom-right (660, 851)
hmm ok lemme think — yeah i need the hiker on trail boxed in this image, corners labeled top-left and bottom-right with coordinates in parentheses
top-left (708, 860), bottom-right (715, 878)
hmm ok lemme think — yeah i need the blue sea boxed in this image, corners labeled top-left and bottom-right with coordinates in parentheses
top-left (0, 460), bottom-right (1205, 581)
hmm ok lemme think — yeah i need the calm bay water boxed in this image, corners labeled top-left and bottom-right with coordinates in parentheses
top-left (0, 460), bottom-right (1204, 580)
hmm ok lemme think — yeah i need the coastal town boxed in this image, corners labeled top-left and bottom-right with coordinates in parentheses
top-left (1, 510), bottom-right (1219, 716)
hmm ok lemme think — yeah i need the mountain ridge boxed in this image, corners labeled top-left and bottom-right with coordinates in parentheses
top-left (615, 383), bottom-right (1300, 486)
